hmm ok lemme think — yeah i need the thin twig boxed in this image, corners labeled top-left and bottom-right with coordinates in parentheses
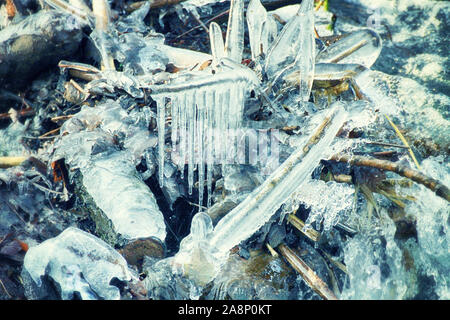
top-left (171, 9), bottom-right (230, 43)
top-left (39, 127), bottom-right (61, 138)
top-left (329, 153), bottom-right (450, 202)
top-left (365, 140), bottom-right (409, 149)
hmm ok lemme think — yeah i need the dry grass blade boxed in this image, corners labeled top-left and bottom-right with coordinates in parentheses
top-left (278, 244), bottom-right (338, 300)
top-left (384, 115), bottom-right (421, 170)
top-left (92, 0), bottom-right (115, 71)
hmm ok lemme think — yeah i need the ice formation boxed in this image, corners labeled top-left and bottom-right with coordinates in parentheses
top-left (169, 106), bottom-right (348, 292)
top-left (284, 180), bottom-right (355, 232)
top-left (209, 106), bottom-right (347, 258)
top-left (23, 227), bottom-right (131, 300)
top-left (150, 58), bottom-right (260, 206)
top-left (51, 102), bottom-right (167, 244)
top-left (224, 0), bottom-right (245, 63)
top-left (246, 0), bottom-right (277, 61)
top-left (316, 29), bottom-right (382, 68)
top-left (264, 0), bottom-right (315, 102)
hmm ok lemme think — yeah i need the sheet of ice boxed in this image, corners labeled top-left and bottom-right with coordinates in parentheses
top-left (23, 227), bottom-right (131, 300)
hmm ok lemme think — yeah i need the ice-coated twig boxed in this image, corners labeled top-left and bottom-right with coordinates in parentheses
top-left (209, 105), bottom-right (347, 258)
top-left (92, 0), bottom-right (115, 71)
top-left (224, 0), bottom-right (244, 63)
top-left (316, 29), bottom-right (382, 68)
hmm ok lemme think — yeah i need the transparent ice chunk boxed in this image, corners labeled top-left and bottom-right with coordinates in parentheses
top-left (247, 0), bottom-right (268, 60)
top-left (81, 151), bottom-right (167, 243)
top-left (23, 227), bottom-right (131, 300)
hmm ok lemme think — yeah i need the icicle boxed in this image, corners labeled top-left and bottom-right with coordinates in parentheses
top-left (246, 0), bottom-right (267, 60)
top-left (221, 86), bottom-right (230, 167)
top-left (224, 0), bottom-right (244, 63)
top-left (210, 22), bottom-right (225, 63)
top-left (197, 90), bottom-right (206, 206)
top-left (187, 92), bottom-right (195, 195)
top-left (171, 96), bottom-right (178, 163)
top-left (209, 105), bottom-right (347, 258)
top-left (157, 97), bottom-right (165, 187)
top-left (206, 90), bottom-right (214, 207)
top-left (180, 94), bottom-right (187, 178)
top-left (264, 0), bottom-right (315, 83)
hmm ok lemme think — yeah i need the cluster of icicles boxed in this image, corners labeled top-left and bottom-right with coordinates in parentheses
top-left (153, 71), bottom-right (258, 207)
top-left (153, 0), bottom-right (315, 206)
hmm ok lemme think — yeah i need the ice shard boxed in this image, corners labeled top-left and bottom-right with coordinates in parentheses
top-left (224, 0), bottom-right (245, 63)
top-left (209, 22), bottom-right (225, 62)
top-left (247, 0), bottom-right (268, 60)
top-left (264, 0), bottom-right (315, 102)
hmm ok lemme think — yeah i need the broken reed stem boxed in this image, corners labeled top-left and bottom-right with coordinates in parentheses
top-left (384, 115), bottom-right (421, 170)
top-left (51, 115), bottom-right (74, 122)
top-left (92, 0), bottom-right (115, 71)
top-left (0, 156), bottom-right (28, 168)
top-left (329, 154), bottom-right (450, 202)
top-left (278, 244), bottom-right (338, 300)
top-left (302, 112), bottom-right (334, 154)
top-left (287, 214), bottom-right (321, 242)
